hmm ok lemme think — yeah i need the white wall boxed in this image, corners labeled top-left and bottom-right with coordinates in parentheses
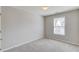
top-left (44, 9), bottom-right (79, 45)
top-left (2, 7), bottom-right (44, 49)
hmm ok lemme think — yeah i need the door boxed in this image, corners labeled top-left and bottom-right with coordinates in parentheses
top-left (0, 7), bottom-right (1, 50)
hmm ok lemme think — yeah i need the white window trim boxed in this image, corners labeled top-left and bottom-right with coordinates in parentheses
top-left (53, 16), bottom-right (65, 35)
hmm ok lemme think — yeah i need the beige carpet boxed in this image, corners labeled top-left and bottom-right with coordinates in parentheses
top-left (5, 39), bottom-right (79, 52)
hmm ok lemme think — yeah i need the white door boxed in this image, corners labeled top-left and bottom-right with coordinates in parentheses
top-left (0, 7), bottom-right (1, 50)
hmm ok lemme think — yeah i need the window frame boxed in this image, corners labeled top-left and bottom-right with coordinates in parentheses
top-left (53, 16), bottom-right (65, 35)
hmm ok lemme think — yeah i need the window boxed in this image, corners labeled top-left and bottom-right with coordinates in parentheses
top-left (54, 17), bottom-right (65, 35)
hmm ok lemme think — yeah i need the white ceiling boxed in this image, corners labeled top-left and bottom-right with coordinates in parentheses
top-left (13, 6), bottom-right (79, 16)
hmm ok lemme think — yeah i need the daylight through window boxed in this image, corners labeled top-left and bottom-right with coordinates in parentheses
top-left (54, 17), bottom-right (65, 35)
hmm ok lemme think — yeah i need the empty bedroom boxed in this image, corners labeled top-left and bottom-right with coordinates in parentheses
top-left (0, 6), bottom-right (79, 52)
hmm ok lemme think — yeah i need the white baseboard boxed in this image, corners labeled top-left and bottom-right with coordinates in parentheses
top-left (1, 38), bottom-right (42, 52)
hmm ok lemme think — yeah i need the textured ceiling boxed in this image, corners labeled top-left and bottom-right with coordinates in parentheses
top-left (13, 6), bottom-right (79, 16)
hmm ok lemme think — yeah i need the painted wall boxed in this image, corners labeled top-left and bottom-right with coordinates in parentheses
top-left (44, 10), bottom-right (79, 45)
top-left (2, 7), bottom-right (44, 49)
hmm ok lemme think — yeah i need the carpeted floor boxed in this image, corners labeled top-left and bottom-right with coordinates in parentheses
top-left (4, 39), bottom-right (79, 52)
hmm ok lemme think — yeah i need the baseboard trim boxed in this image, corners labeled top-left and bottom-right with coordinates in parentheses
top-left (49, 38), bottom-right (79, 46)
top-left (1, 38), bottom-right (43, 52)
